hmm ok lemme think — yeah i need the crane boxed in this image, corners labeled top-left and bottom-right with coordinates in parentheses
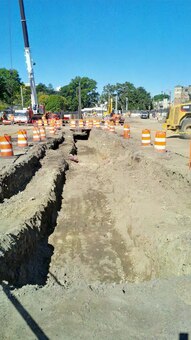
top-left (18, 0), bottom-right (38, 113)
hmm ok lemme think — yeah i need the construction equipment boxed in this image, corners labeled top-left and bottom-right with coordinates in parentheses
top-left (18, 0), bottom-right (38, 113)
top-left (163, 103), bottom-right (191, 138)
top-left (104, 98), bottom-right (113, 116)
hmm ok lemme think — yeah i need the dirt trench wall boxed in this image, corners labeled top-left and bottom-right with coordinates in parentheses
top-left (0, 135), bottom-right (64, 203)
top-left (0, 136), bottom-right (76, 286)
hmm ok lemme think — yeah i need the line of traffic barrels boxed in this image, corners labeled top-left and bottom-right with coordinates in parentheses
top-left (0, 127), bottom-right (48, 157)
top-left (36, 118), bottom-right (62, 130)
top-left (69, 119), bottom-right (95, 129)
top-left (102, 122), bottom-right (167, 153)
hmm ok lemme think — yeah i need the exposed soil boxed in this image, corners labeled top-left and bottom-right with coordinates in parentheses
top-left (0, 122), bottom-right (191, 339)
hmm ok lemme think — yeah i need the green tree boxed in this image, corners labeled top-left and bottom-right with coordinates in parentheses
top-left (153, 93), bottom-right (170, 101)
top-left (36, 83), bottom-right (49, 94)
top-left (101, 82), bottom-right (152, 111)
top-left (38, 94), bottom-right (50, 106)
top-left (0, 68), bottom-right (21, 105)
top-left (45, 95), bottom-right (66, 112)
top-left (59, 76), bottom-right (99, 111)
top-left (135, 87), bottom-right (152, 110)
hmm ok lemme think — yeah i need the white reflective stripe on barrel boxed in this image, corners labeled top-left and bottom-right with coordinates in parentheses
top-left (155, 137), bottom-right (166, 142)
top-left (1, 149), bottom-right (12, 152)
top-left (142, 134), bottom-right (150, 137)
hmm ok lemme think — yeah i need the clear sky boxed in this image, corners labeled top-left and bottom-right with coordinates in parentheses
top-left (1, 0), bottom-right (191, 97)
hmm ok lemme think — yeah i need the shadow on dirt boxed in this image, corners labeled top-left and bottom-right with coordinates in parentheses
top-left (166, 135), bottom-right (180, 139)
top-left (1, 281), bottom-right (49, 339)
top-left (74, 129), bottom-right (91, 141)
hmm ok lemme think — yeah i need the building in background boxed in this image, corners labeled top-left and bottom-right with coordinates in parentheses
top-left (174, 85), bottom-right (191, 104)
top-left (153, 97), bottom-right (170, 111)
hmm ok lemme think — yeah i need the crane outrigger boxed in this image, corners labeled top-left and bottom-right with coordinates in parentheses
top-left (18, 0), bottom-right (38, 113)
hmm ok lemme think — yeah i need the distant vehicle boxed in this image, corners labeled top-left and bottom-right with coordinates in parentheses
top-left (14, 110), bottom-right (31, 124)
top-left (141, 112), bottom-right (149, 119)
top-left (63, 114), bottom-right (71, 123)
top-left (130, 112), bottom-right (141, 118)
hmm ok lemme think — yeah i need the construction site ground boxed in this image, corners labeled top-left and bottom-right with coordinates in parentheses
top-left (0, 118), bottom-right (191, 339)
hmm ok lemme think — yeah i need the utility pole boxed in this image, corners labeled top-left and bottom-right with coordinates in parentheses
top-left (115, 93), bottom-right (118, 114)
top-left (78, 81), bottom-right (82, 119)
top-left (20, 85), bottom-right (24, 108)
top-left (126, 97), bottom-right (128, 111)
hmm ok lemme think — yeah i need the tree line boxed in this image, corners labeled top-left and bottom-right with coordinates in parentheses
top-left (0, 67), bottom-right (167, 112)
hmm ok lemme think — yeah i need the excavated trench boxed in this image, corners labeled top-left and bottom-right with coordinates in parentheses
top-left (0, 132), bottom-right (76, 287)
top-left (0, 129), bottom-right (191, 288)
top-left (0, 135), bottom-right (64, 203)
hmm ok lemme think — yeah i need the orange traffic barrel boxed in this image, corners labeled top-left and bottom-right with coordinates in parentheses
top-left (18, 130), bottom-right (28, 147)
top-left (88, 120), bottom-right (93, 128)
top-left (33, 127), bottom-right (41, 142)
top-left (0, 135), bottom-right (14, 157)
top-left (50, 118), bottom-right (55, 127)
top-left (79, 119), bottom-right (84, 128)
top-left (44, 119), bottom-right (48, 127)
top-left (59, 119), bottom-right (63, 128)
top-left (109, 121), bottom-right (115, 133)
top-left (141, 129), bottom-right (151, 146)
top-left (38, 119), bottom-right (43, 127)
top-left (95, 120), bottom-right (100, 128)
top-left (70, 119), bottom-right (76, 129)
top-left (39, 127), bottom-right (46, 140)
top-left (104, 120), bottom-right (109, 130)
top-left (49, 125), bottom-right (55, 135)
top-left (154, 131), bottom-right (166, 152)
top-left (123, 124), bottom-right (130, 139)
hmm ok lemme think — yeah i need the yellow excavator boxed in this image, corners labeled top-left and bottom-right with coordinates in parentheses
top-left (163, 102), bottom-right (191, 138)
top-left (103, 98), bottom-right (113, 116)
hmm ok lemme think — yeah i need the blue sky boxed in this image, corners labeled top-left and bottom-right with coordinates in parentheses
top-left (1, 0), bottom-right (191, 97)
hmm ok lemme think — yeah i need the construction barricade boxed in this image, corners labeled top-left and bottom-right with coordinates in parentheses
top-left (123, 124), bottom-right (130, 139)
top-left (49, 125), bottom-right (55, 135)
top-left (79, 119), bottom-right (84, 128)
top-left (39, 127), bottom-right (46, 140)
top-left (43, 119), bottom-right (48, 127)
top-left (141, 129), bottom-right (151, 146)
top-left (18, 130), bottom-right (28, 147)
top-left (37, 119), bottom-right (43, 127)
top-left (95, 120), bottom-right (100, 128)
top-left (109, 121), bottom-right (115, 133)
top-left (154, 131), bottom-right (166, 152)
top-left (33, 127), bottom-right (41, 142)
top-left (70, 119), bottom-right (76, 129)
top-left (0, 135), bottom-right (14, 157)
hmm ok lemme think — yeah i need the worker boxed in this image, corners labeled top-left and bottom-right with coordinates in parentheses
top-left (2, 111), bottom-right (7, 121)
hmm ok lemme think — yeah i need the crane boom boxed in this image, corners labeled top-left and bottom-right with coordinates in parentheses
top-left (18, 0), bottom-right (38, 112)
